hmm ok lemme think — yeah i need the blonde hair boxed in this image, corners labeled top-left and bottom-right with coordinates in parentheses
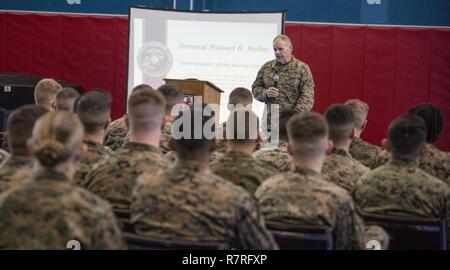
top-left (345, 99), bottom-right (369, 130)
top-left (34, 78), bottom-right (63, 106)
top-left (32, 111), bottom-right (84, 167)
top-left (128, 89), bottom-right (166, 134)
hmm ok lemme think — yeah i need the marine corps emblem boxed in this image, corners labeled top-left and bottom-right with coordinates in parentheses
top-left (137, 41), bottom-right (173, 77)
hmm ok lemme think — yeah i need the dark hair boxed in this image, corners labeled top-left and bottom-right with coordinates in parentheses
top-left (408, 103), bottom-right (443, 143)
top-left (157, 84), bottom-right (184, 114)
top-left (228, 87), bottom-right (253, 108)
top-left (324, 104), bottom-right (355, 143)
top-left (7, 105), bottom-right (48, 155)
top-left (172, 104), bottom-right (215, 154)
top-left (278, 108), bottom-right (300, 138)
top-left (56, 87), bottom-right (80, 112)
top-left (76, 89), bottom-right (112, 134)
top-left (388, 115), bottom-right (427, 158)
top-left (287, 112), bottom-right (329, 158)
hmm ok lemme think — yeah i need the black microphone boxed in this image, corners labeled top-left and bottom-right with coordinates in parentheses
top-left (272, 73), bottom-right (279, 88)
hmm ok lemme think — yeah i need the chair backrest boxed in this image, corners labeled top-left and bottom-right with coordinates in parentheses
top-left (361, 213), bottom-right (447, 250)
top-left (113, 208), bottom-right (135, 233)
top-left (123, 232), bottom-right (228, 250)
top-left (266, 221), bottom-right (333, 250)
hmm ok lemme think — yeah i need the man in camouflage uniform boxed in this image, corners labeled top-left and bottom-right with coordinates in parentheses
top-left (345, 99), bottom-right (381, 168)
top-left (353, 115), bottom-right (450, 221)
top-left (322, 104), bottom-right (370, 192)
top-left (157, 84), bottom-right (184, 155)
top-left (103, 84), bottom-right (154, 151)
top-left (253, 109), bottom-right (297, 173)
top-left (211, 109), bottom-right (277, 194)
top-left (85, 89), bottom-right (169, 210)
top-left (372, 103), bottom-right (450, 186)
top-left (0, 105), bottom-right (48, 194)
top-left (131, 105), bottom-right (278, 249)
top-left (255, 113), bottom-right (388, 250)
top-left (73, 90), bottom-right (113, 186)
top-left (252, 34), bottom-right (314, 133)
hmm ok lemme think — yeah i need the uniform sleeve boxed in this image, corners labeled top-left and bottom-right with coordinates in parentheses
top-left (252, 65), bottom-right (268, 102)
top-left (294, 64), bottom-right (314, 112)
top-left (236, 196), bottom-right (279, 250)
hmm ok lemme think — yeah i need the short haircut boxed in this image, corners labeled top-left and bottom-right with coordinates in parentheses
top-left (7, 105), bottom-right (48, 155)
top-left (56, 87), bottom-right (80, 112)
top-left (388, 115), bottom-right (427, 158)
top-left (225, 108), bottom-right (259, 144)
top-left (172, 104), bottom-right (215, 154)
top-left (278, 108), bottom-right (300, 138)
top-left (76, 89), bottom-right (112, 134)
top-left (324, 104), bottom-right (355, 144)
top-left (345, 99), bottom-right (369, 130)
top-left (408, 103), bottom-right (443, 143)
top-left (132, 83), bottom-right (154, 94)
top-left (157, 84), bottom-right (184, 114)
top-left (287, 112), bottom-right (329, 159)
top-left (34, 78), bottom-right (63, 106)
top-left (127, 89), bottom-right (166, 134)
top-left (228, 87), bottom-right (253, 109)
top-left (273, 34), bottom-right (292, 47)
top-left (32, 111), bottom-right (84, 167)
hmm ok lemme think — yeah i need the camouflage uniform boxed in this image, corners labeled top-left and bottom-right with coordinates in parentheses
top-left (322, 148), bottom-right (370, 192)
top-left (252, 57), bottom-right (314, 113)
top-left (253, 140), bottom-right (294, 173)
top-left (160, 120), bottom-right (173, 155)
top-left (84, 141), bottom-right (169, 209)
top-left (372, 144), bottom-right (450, 186)
top-left (0, 169), bottom-right (124, 249)
top-left (0, 155), bottom-right (34, 194)
top-left (103, 116), bottom-right (127, 151)
top-left (131, 159), bottom-right (278, 250)
top-left (210, 151), bottom-right (277, 194)
top-left (255, 165), bottom-right (388, 250)
top-left (73, 140), bottom-right (112, 188)
top-left (0, 149), bottom-right (8, 165)
top-left (165, 150), bottom-right (224, 163)
top-left (350, 137), bottom-right (382, 169)
top-left (353, 158), bottom-right (450, 219)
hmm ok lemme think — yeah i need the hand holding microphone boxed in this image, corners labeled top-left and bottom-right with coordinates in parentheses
top-left (266, 73), bottom-right (280, 99)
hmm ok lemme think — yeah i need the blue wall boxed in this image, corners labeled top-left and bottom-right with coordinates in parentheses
top-left (0, 0), bottom-right (449, 26)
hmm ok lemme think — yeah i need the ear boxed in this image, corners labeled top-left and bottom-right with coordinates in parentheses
top-left (326, 140), bottom-right (334, 155)
top-left (350, 128), bottom-right (356, 140)
top-left (161, 115), bottom-right (166, 132)
top-left (287, 143), bottom-right (293, 156)
top-left (26, 138), bottom-right (34, 155)
top-left (361, 120), bottom-right (367, 132)
top-left (104, 117), bottom-right (112, 130)
top-left (74, 143), bottom-right (88, 163)
top-left (382, 138), bottom-right (390, 152)
top-left (124, 114), bottom-right (130, 130)
top-left (51, 101), bottom-right (57, 111)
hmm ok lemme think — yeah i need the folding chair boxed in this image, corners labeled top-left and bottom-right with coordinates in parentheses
top-left (362, 213), bottom-right (447, 250)
top-left (266, 221), bottom-right (333, 250)
top-left (123, 232), bottom-right (228, 250)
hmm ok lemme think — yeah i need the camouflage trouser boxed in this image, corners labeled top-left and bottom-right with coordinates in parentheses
top-left (364, 225), bottom-right (390, 250)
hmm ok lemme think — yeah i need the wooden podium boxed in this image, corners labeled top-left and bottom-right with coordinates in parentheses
top-left (163, 78), bottom-right (223, 105)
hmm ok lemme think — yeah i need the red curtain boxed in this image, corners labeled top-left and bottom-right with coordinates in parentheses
top-left (1, 12), bottom-right (449, 150)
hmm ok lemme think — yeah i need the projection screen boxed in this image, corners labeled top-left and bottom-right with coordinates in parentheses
top-left (127, 7), bottom-right (284, 122)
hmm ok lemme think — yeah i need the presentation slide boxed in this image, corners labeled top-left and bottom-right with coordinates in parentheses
top-left (128, 7), bottom-right (283, 122)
